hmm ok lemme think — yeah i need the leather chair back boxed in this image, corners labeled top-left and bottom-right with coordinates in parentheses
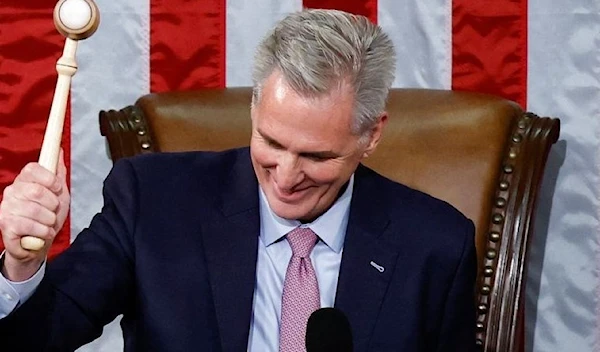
top-left (100, 87), bottom-right (560, 351)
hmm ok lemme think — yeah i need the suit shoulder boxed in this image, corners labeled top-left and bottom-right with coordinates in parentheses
top-left (359, 166), bottom-right (470, 226)
top-left (357, 166), bottom-right (474, 252)
top-left (111, 147), bottom-right (249, 182)
top-left (122, 147), bottom-right (246, 169)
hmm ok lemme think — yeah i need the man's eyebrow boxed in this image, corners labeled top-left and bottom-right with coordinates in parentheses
top-left (257, 128), bottom-right (339, 158)
top-left (257, 128), bottom-right (284, 147)
top-left (300, 150), bottom-right (339, 159)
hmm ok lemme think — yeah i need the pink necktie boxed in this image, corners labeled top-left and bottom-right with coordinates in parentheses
top-left (279, 227), bottom-right (320, 352)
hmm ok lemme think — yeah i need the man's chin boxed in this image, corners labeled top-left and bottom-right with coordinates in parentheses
top-left (264, 188), bottom-right (323, 221)
top-left (270, 203), bottom-right (311, 221)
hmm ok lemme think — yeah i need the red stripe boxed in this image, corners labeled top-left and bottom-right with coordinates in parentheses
top-left (150, 0), bottom-right (226, 91)
top-left (452, 0), bottom-right (528, 107)
top-left (0, 1), bottom-right (70, 258)
top-left (303, 0), bottom-right (378, 23)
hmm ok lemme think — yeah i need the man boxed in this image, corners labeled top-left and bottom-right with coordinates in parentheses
top-left (0, 9), bottom-right (476, 351)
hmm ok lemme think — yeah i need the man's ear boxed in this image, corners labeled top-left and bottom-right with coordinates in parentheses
top-left (362, 112), bottom-right (388, 158)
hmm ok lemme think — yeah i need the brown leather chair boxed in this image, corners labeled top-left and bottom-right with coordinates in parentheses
top-left (99, 88), bottom-right (560, 351)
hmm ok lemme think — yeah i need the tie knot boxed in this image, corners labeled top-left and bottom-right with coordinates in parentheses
top-left (286, 227), bottom-right (318, 258)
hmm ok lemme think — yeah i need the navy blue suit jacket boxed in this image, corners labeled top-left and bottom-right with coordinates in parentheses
top-left (0, 147), bottom-right (476, 351)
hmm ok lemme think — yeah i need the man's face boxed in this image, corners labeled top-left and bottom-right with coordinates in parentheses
top-left (250, 71), bottom-right (386, 222)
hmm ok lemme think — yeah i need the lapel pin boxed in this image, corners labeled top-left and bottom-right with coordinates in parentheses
top-left (370, 261), bottom-right (385, 273)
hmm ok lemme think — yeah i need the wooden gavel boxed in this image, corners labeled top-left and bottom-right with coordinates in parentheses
top-left (20, 0), bottom-right (100, 251)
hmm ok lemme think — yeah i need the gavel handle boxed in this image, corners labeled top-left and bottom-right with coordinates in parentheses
top-left (20, 38), bottom-right (78, 251)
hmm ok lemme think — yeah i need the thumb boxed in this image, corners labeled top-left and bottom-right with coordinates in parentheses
top-left (53, 148), bottom-right (69, 193)
top-left (57, 148), bottom-right (68, 182)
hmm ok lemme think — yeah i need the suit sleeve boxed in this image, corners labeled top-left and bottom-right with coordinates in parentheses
top-left (435, 219), bottom-right (478, 352)
top-left (0, 158), bottom-right (140, 351)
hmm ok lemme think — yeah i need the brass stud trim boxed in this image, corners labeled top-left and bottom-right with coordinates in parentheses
top-left (484, 266), bottom-right (494, 277)
top-left (133, 115), bottom-right (141, 123)
top-left (495, 197), bottom-right (506, 208)
top-left (512, 133), bottom-right (522, 143)
top-left (492, 214), bottom-right (503, 224)
top-left (475, 111), bottom-right (533, 343)
top-left (489, 231), bottom-right (501, 242)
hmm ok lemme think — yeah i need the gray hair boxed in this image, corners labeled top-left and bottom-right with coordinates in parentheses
top-left (251, 9), bottom-right (396, 135)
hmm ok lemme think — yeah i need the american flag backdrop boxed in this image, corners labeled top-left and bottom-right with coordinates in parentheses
top-left (0, 0), bottom-right (598, 351)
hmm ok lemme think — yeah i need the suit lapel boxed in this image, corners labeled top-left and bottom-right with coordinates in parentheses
top-left (201, 149), bottom-right (260, 352)
top-left (201, 154), bottom-right (402, 351)
top-left (335, 165), bottom-right (400, 351)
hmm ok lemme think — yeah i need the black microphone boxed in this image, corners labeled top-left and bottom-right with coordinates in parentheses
top-left (305, 307), bottom-right (353, 352)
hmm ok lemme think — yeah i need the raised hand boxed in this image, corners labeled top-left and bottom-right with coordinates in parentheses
top-left (0, 151), bottom-right (70, 281)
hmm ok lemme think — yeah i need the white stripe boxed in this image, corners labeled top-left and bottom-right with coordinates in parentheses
top-left (526, 2), bottom-right (600, 351)
top-left (71, 0), bottom-right (149, 350)
top-left (70, 0), bottom-right (150, 239)
top-left (226, 0), bottom-right (302, 87)
top-left (378, 0), bottom-right (451, 89)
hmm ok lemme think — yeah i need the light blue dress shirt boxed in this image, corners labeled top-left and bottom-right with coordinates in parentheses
top-left (0, 175), bottom-right (354, 351)
top-left (0, 256), bottom-right (45, 319)
top-left (248, 175), bottom-right (353, 351)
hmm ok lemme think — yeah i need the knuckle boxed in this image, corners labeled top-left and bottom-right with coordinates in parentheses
top-left (28, 204), bottom-right (41, 219)
top-left (2, 184), bottom-right (13, 198)
top-left (22, 219), bottom-right (36, 235)
top-left (27, 184), bottom-right (45, 199)
top-left (49, 197), bottom-right (60, 212)
top-left (45, 227), bottom-right (54, 239)
top-left (0, 215), bottom-right (7, 232)
top-left (0, 212), bottom-right (9, 228)
top-left (1, 215), bottom-right (18, 235)
top-left (21, 163), bottom-right (38, 176)
top-left (41, 226), bottom-right (53, 241)
top-left (51, 227), bottom-right (58, 239)
top-left (48, 212), bottom-right (58, 228)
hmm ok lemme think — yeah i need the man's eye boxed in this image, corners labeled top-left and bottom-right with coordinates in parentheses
top-left (267, 140), bottom-right (283, 149)
top-left (305, 154), bottom-right (329, 161)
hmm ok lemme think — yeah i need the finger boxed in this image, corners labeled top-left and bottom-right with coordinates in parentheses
top-left (56, 149), bottom-right (68, 191)
top-left (2, 198), bottom-right (57, 227)
top-left (56, 150), bottom-right (70, 208)
top-left (14, 163), bottom-right (61, 192)
top-left (4, 237), bottom-right (48, 261)
top-left (0, 213), bottom-right (56, 243)
top-left (4, 182), bottom-right (60, 213)
top-left (58, 148), bottom-right (66, 175)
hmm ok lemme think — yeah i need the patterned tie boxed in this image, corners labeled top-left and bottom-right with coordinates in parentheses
top-left (279, 227), bottom-right (320, 352)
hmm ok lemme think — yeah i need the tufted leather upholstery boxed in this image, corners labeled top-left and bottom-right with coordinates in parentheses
top-left (99, 87), bottom-right (560, 351)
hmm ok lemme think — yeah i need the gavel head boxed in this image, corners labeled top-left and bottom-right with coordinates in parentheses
top-left (53, 0), bottom-right (100, 40)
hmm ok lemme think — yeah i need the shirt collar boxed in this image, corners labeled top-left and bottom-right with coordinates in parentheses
top-left (258, 174), bottom-right (354, 254)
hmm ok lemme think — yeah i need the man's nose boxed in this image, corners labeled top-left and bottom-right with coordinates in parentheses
top-left (275, 153), bottom-right (302, 190)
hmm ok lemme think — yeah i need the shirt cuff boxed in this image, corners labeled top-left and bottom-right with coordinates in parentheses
top-left (0, 251), bottom-right (46, 318)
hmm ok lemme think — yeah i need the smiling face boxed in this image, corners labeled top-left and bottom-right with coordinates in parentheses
top-left (250, 71), bottom-right (387, 222)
